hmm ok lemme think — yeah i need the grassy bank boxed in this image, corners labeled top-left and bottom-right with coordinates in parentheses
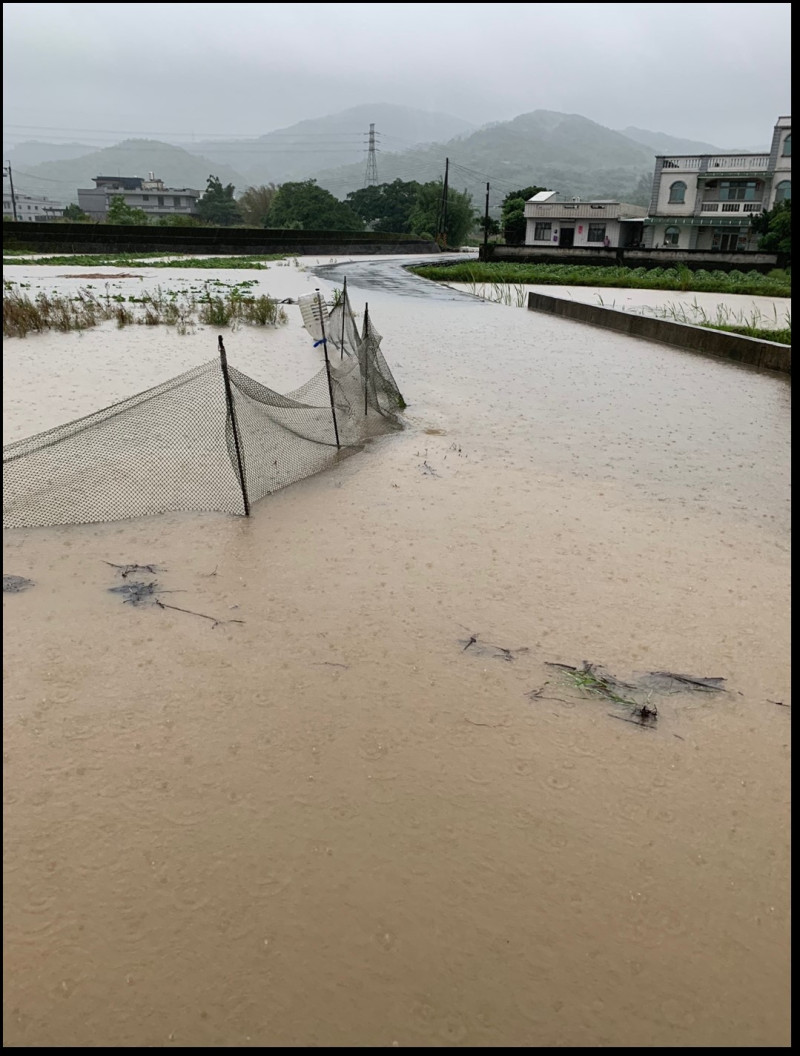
top-left (411, 261), bottom-right (791, 297)
top-left (698, 323), bottom-right (791, 344)
top-left (612, 298), bottom-right (792, 346)
top-left (2, 253), bottom-right (294, 270)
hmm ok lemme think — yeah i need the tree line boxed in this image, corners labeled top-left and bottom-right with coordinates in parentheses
top-left (61, 175), bottom-right (480, 246)
top-left (52, 176), bottom-right (792, 258)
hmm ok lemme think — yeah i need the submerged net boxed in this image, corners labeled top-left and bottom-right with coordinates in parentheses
top-left (3, 290), bottom-right (405, 529)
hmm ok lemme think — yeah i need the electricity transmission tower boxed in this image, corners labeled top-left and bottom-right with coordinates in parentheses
top-left (364, 123), bottom-right (379, 187)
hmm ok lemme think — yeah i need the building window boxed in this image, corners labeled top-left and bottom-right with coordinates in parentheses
top-left (173, 196), bottom-right (181, 207)
top-left (142, 195), bottom-right (150, 202)
top-left (587, 224), bottom-right (606, 242)
top-left (719, 180), bottom-right (760, 201)
top-left (157, 196), bottom-right (165, 207)
top-left (664, 226), bottom-right (680, 246)
top-left (668, 181), bottom-right (687, 203)
top-left (774, 181), bottom-right (791, 203)
top-left (712, 228), bottom-right (747, 251)
top-left (782, 134), bottom-right (791, 157)
top-left (533, 222), bottom-right (551, 240)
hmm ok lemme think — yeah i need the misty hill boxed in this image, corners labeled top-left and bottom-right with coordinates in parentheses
top-left (619, 126), bottom-right (725, 156)
top-left (186, 104), bottom-right (476, 186)
top-left (618, 126), bottom-right (766, 156)
top-left (11, 140), bottom-right (248, 204)
top-left (4, 140), bottom-right (98, 169)
top-left (314, 110), bottom-right (658, 209)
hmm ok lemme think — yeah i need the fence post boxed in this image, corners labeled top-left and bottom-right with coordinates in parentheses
top-left (340, 275), bottom-right (348, 360)
top-left (362, 302), bottom-right (370, 416)
top-left (218, 335), bottom-right (250, 516)
top-left (316, 290), bottom-right (341, 449)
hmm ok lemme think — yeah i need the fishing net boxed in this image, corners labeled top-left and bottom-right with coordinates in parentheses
top-left (2, 290), bottom-right (405, 529)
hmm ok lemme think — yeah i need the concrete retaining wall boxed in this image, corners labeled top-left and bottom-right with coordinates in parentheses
top-left (527, 292), bottom-right (791, 375)
top-left (3, 221), bottom-right (440, 257)
top-left (481, 244), bottom-right (781, 273)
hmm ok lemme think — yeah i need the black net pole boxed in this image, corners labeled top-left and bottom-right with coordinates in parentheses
top-left (218, 335), bottom-right (250, 516)
top-left (363, 302), bottom-right (370, 416)
top-left (483, 182), bottom-right (490, 253)
top-left (316, 290), bottom-right (341, 449)
top-left (340, 275), bottom-right (348, 361)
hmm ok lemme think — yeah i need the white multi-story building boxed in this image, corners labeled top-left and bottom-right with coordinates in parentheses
top-left (77, 173), bottom-right (201, 221)
top-left (643, 115), bottom-right (791, 251)
top-left (523, 192), bottom-right (647, 248)
top-left (2, 191), bottom-right (65, 222)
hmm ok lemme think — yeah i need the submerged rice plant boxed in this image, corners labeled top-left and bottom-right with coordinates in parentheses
top-left (3, 281), bottom-right (287, 337)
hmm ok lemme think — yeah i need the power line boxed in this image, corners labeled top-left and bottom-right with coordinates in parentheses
top-left (4, 122), bottom-right (374, 142)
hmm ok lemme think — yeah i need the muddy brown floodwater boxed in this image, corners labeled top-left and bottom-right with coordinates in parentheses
top-left (3, 255), bottom-right (791, 1047)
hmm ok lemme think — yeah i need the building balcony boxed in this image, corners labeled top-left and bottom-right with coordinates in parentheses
top-left (661, 154), bottom-right (771, 173)
top-left (702, 155), bottom-right (770, 172)
top-left (699, 201), bottom-right (764, 214)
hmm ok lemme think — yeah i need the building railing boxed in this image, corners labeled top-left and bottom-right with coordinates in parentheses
top-left (702, 201), bottom-right (765, 213)
top-left (704, 155), bottom-right (770, 170)
top-left (661, 154), bottom-right (771, 172)
top-left (663, 158), bottom-right (702, 169)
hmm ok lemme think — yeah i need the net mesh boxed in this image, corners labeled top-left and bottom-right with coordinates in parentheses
top-left (3, 291), bottom-right (405, 529)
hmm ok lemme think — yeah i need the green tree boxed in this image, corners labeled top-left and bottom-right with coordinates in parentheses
top-left (196, 175), bottom-right (241, 226)
top-left (627, 172), bottom-right (654, 207)
top-left (345, 179), bottom-right (422, 232)
top-left (267, 180), bottom-right (364, 231)
top-left (63, 203), bottom-right (90, 221)
top-left (501, 186), bottom-right (547, 245)
top-left (408, 182), bottom-right (476, 247)
top-left (479, 214), bottom-right (501, 238)
top-left (105, 195), bottom-right (149, 225)
top-left (238, 183), bottom-right (279, 227)
top-left (156, 213), bottom-right (204, 227)
top-left (751, 200), bottom-right (791, 257)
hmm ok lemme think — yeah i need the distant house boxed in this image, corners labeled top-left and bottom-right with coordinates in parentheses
top-left (523, 191), bottom-right (647, 249)
top-left (3, 191), bottom-right (65, 222)
top-left (643, 115), bottom-right (791, 251)
top-left (77, 173), bottom-right (201, 220)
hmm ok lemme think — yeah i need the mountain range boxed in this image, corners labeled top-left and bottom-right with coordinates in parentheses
top-left (6, 105), bottom-right (764, 211)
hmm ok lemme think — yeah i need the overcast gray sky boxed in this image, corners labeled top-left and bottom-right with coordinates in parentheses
top-left (3, 2), bottom-right (791, 147)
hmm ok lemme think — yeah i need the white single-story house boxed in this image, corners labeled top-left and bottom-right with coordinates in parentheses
top-left (524, 192), bottom-right (647, 249)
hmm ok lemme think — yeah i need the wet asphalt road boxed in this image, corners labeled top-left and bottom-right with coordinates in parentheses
top-left (312, 254), bottom-right (482, 300)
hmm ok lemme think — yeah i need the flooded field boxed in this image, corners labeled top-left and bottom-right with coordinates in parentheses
top-left (3, 254), bottom-right (791, 1047)
top-left (446, 281), bottom-right (791, 328)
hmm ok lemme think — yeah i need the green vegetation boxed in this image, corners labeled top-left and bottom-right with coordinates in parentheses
top-left (411, 261), bottom-right (791, 297)
top-left (346, 179), bottom-right (422, 233)
top-left (2, 253), bottom-right (291, 269)
top-left (635, 299), bottom-right (792, 345)
top-left (500, 186), bottom-right (548, 245)
top-left (106, 195), bottom-right (149, 226)
top-left (700, 323), bottom-right (791, 345)
top-left (561, 667), bottom-right (641, 710)
top-left (751, 200), bottom-right (791, 258)
top-left (267, 179), bottom-right (364, 231)
top-left (154, 213), bottom-right (205, 227)
top-left (196, 175), bottom-right (242, 226)
top-left (344, 178), bottom-right (476, 245)
top-left (62, 203), bottom-right (90, 222)
top-left (408, 182), bottom-right (476, 247)
top-left (3, 279), bottom-right (287, 338)
top-left (238, 183), bottom-right (279, 227)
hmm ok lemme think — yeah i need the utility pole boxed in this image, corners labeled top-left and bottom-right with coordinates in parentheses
top-left (437, 157), bottom-right (449, 246)
top-left (4, 162), bottom-right (18, 221)
top-left (364, 123), bottom-right (379, 187)
top-left (483, 182), bottom-right (490, 254)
